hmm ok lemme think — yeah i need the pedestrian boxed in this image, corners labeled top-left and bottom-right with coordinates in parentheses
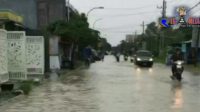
top-left (100, 51), bottom-right (105, 61)
top-left (83, 45), bottom-right (92, 66)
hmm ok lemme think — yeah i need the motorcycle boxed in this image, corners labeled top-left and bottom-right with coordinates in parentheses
top-left (171, 60), bottom-right (184, 81)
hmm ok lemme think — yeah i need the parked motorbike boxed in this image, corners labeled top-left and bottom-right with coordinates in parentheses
top-left (171, 60), bottom-right (184, 81)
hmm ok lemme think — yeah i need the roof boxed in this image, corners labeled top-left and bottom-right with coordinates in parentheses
top-left (0, 10), bottom-right (23, 23)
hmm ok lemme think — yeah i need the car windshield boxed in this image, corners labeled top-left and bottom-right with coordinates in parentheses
top-left (137, 51), bottom-right (152, 57)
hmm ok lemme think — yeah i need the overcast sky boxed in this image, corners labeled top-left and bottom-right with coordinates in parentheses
top-left (70, 0), bottom-right (200, 46)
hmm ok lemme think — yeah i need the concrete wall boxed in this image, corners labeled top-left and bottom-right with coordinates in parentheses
top-left (0, 0), bottom-right (38, 29)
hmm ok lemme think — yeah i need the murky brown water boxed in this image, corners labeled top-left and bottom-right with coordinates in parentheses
top-left (0, 56), bottom-right (200, 112)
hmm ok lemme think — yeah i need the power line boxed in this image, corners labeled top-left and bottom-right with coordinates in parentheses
top-left (104, 4), bottom-right (156, 10)
top-left (99, 11), bottom-right (160, 18)
top-left (101, 1), bottom-right (176, 11)
top-left (187, 1), bottom-right (200, 12)
top-left (191, 7), bottom-right (200, 16)
top-left (97, 24), bottom-right (139, 30)
top-left (97, 22), bottom-right (150, 30)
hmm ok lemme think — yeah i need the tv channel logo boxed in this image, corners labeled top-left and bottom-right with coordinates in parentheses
top-left (160, 18), bottom-right (170, 28)
top-left (160, 18), bottom-right (177, 28)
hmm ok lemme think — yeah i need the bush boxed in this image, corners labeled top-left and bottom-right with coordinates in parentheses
top-left (19, 81), bottom-right (33, 95)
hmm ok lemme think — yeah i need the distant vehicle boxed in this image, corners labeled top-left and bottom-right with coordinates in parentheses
top-left (91, 49), bottom-right (101, 62)
top-left (134, 50), bottom-right (154, 67)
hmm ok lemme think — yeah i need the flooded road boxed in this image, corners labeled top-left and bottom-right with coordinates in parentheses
top-left (1, 56), bottom-right (200, 112)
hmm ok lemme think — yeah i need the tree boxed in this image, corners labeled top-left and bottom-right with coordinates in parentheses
top-left (143, 22), bottom-right (192, 55)
top-left (47, 13), bottom-right (100, 51)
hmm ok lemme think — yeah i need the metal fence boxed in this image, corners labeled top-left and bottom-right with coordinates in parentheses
top-left (0, 30), bottom-right (9, 83)
top-left (0, 31), bottom-right (45, 82)
top-left (7, 31), bottom-right (27, 80)
top-left (26, 36), bottom-right (44, 75)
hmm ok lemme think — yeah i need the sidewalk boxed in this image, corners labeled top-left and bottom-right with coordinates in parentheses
top-left (0, 61), bottom-right (85, 105)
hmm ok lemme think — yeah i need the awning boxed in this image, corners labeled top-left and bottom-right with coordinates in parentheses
top-left (182, 40), bottom-right (192, 44)
top-left (0, 10), bottom-right (23, 24)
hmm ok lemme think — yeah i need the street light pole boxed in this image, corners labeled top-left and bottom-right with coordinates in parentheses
top-left (86, 7), bottom-right (104, 17)
top-left (93, 18), bottom-right (103, 29)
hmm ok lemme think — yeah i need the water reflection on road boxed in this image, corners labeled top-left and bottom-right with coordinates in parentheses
top-left (0, 56), bottom-right (200, 112)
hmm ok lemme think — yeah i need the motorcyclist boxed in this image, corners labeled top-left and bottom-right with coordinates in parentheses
top-left (170, 48), bottom-right (184, 78)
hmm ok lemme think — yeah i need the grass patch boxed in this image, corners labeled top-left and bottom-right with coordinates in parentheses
top-left (19, 81), bottom-right (33, 95)
top-left (154, 56), bottom-right (166, 64)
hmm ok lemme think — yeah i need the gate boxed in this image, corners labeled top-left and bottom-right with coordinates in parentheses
top-left (0, 30), bottom-right (9, 83)
top-left (7, 31), bottom-right (27, 80)
top-left (26, 36), bottom-right (44, 75)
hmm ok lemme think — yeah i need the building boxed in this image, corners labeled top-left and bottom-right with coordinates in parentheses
top-left (0, 0), bottom-right (78, 29)
top-left (0, 0), bottom-right (37, 29)
top-left (37, 0), bottom-right (78, 29)
top-left (0, 0), bottom-right (79, 71)
top-left (126, 34), bottom-right (135, 43)
top-left (37, 0), bottom-right (66, 29)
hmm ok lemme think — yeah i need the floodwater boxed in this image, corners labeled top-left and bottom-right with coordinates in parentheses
top-left (1, 56), bottom-right (200, 112)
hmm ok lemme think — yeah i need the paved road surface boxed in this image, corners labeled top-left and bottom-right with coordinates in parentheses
top-left (0, 56), bottom-right (200, 112)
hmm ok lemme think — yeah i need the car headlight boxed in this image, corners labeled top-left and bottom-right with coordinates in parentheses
top-left (149, 58), bottom-right (153, 61)
top-left (137, 58), bottom-right (141, 61)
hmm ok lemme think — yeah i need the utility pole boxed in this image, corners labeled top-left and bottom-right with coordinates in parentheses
top-left (142, 21), bottom-right (145, 35)
top-left (162, 0), bottom-right (167, 18)
top-left (141, 21), bottom-right (146, 49)
top-left (135, 31), bottom-right (137, 38)
top-left (158, 0), bottom-right (167, 56)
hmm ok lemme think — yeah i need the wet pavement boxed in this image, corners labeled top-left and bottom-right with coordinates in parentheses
top-left (0, 56), bottom-right (200, 112)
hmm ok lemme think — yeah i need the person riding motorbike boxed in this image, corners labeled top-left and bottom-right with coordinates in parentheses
top-left (170, 48), bottom-right (184, 78)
